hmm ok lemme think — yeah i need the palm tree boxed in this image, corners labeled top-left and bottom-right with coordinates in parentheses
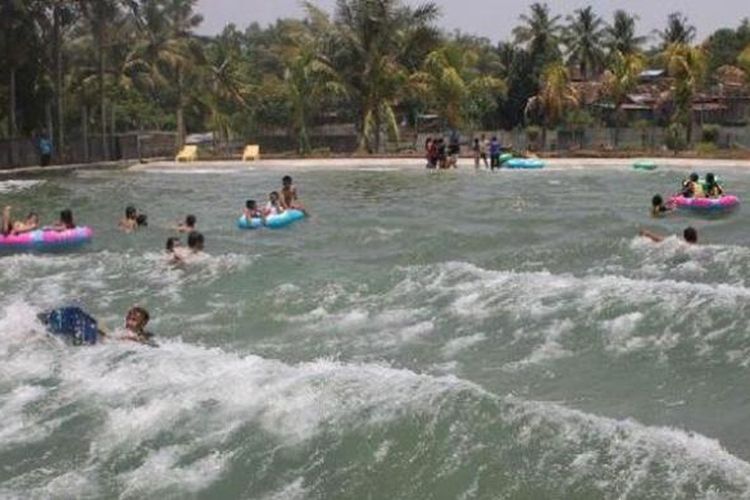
top-left (663, 43), bottom-right (707, 143)
top-left (78, 0), bottom-right (124, 159)
top-left (321, 0), bottom-right (440, 153)
top-left (658, 13), bottom-right (696, 48)
top-left (605, 10), bottom-right (646, 57)
top-left (128, 0), bottom-right (204, 149)
top-left (564, 6), bottom-right (606, 80)
top-left (525, 63), bottom-right (579, 147)
top-left (513, 3), bottom-right (563, 71)
top-left (602, 51), bottom-right (645, 145)
top-left (739, 44), bottom-right (750, 80)
top-left (410, 43), bottom-right (506, 130)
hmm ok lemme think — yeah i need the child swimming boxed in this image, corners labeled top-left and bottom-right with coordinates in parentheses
top-left (177, 214), bottom-right (196, 233)
top-left (651, 195), bottom-right (673, 217)
top-left (639, 226), bottom-right (698, 244)
top-left (119, 206), bottom-right (138, 232)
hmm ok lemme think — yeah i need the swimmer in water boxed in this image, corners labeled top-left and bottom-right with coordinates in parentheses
top-left (2, 206), bottom-right (39, 236)
top-left (119, 206), bottom-right (138, 232)
top-left (177, 214), bottom-right (196, 233)
top-left (639, 226), bottom-right (698, 244)
top-left (243, 199), bottom-right (263, 220)
top-left (50, 209), bottom-right (75, 231)
top-left (651, 195), bottom-right (674, 218)
top-left (37, 306), bottom-right (158, 347)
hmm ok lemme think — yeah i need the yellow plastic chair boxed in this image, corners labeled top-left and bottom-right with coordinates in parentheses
top-left (175, 145), bottom-right (198, 162)
top-left (242, 144), bottom-right (260, 161)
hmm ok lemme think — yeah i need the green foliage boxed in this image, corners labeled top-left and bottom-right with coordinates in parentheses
top-left (665, 123), bottom-right (687, 152)
top-left (701, 125), bottom-right (721, 144)
top-left (696, 141), bottom-right (718, 155)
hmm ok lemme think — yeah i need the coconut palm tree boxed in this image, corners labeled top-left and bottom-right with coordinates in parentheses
top-left (605, 10), bottom-right (646, 57)
top-left (410, 43), bottom-right (506, 130)
top-left (321, 0), bottom-right (440, 153)
top-left (127, 0), bottom-right (204, 149)
top-left (602, 50), bottom-right (645, 145)
top-left (658, 13), bottom-right (696, 48)
top-left (525, 63), bottom-right (579, 147)
top-left (513, 3), bottom-right (563, 71)
top-left (564, 6), bottom-right (606, 80)
top-left (739, 44), bottom-right (750, 79)
top-left (663, 43), bottom-right (707, 143)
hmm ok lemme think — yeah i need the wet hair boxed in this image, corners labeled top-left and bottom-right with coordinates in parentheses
top-left (166, 237), bottom-right (179, 252)
top-left (125, 206), bottom-right (137, 219)
top-left (282, 175), bottom-right (292, 185)
top-left (127, 306), bottom-right (150, 325)
top-left (705, 173), bottom-right (715, 184)
top-left (684, 227), bottom-right (698, 243)
top-left (136, 214), bottom-right (148, 227)
top-left (245, 199), bottom-right (257, 210)
top-left (185, 215), bottom-right (196, 227)
top-left (652, 195), bottom-right (663, 207)
top-left (689, 173), bottom-right (699, 182)
top-left (492, 136), bottom-right (497, 141)
top-left (270, 191), bottom-right (280, 201)
top-left (26, 212), bottom-right (39, 221)
top-left (187, 231), bottom-right (204, 250)
top-left (60, 209), bottom-right (74, 229)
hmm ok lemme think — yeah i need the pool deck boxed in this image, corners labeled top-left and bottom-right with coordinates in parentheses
top-left (131, 157), bottom-right (750, 172)
top-left (4, 157), bottom-right (750, 177)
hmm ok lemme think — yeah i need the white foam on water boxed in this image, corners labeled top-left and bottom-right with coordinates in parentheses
top-left (441, 333), bottom-right (487, 359)
top-left (0, 180), bottom-right (45, 193)
top-left (262, 477), bottom-right (308, 500)
top-left (2, 306), bottom-right (750, 498)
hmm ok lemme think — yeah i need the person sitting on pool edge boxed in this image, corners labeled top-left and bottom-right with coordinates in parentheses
top-left (651, 195), bottom-right (674, 217)
top-left (2, 205), bottom-right (39, 236)
top-left (639, 226), bottom-right (698, 244)
top-left (264, 191), bottom-right (285, 217)
top-left (177, 214), bottom-right (196, 233)
top-left (703, 173), bottom-right (724, 198)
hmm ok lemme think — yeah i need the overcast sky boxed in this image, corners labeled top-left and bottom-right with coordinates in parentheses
top-left (196, 0), bottom-right (749, 44)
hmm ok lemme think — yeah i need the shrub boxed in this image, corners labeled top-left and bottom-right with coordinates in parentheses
top-left (701, 125), bottom-right (721, 144)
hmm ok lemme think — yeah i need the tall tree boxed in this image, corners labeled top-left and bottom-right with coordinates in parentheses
top-left (410, 42), bottom-right (506, 130)
top-left (602, 51), bottom-right (646, 145)
top-left (658, 13), bottom-right (696, 48)
top-left (128, 0), bottom-right (204, 149)
top-left (564, 6), bottom-right (606, 80)
top-left (525, 63), bottom-right (579, 146)
top-left (321, 0), bottom-right (440, 152)
top-left (663, 43), bottom-right (707, 143)
top-left (513, 3), bottom-right (563, 73)
top-left (605, 10), bottom-right (645, 57)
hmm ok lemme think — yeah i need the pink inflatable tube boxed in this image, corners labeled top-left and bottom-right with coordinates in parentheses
top-left (669, 195), bottom-right (740, 213)
top-left (0, 227), bottom-right (93, 250)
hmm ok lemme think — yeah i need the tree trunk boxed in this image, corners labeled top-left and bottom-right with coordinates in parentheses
top-left (110, 104), bottom-right (117, 160)
top-left (98, 35), bottom-right (108, 161)
top-left (9, 67), bottom-right (17, 166)
top-left (54, 5), bottom-right (65, 162)
top-left (82, 105), bottom-right (89, 163)
top-left (46, 100), bottom-right (54, 151)
top-left (374, 106), bottom-right (382, 154)
top-left (176, 68), bottom-right (185, 150)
